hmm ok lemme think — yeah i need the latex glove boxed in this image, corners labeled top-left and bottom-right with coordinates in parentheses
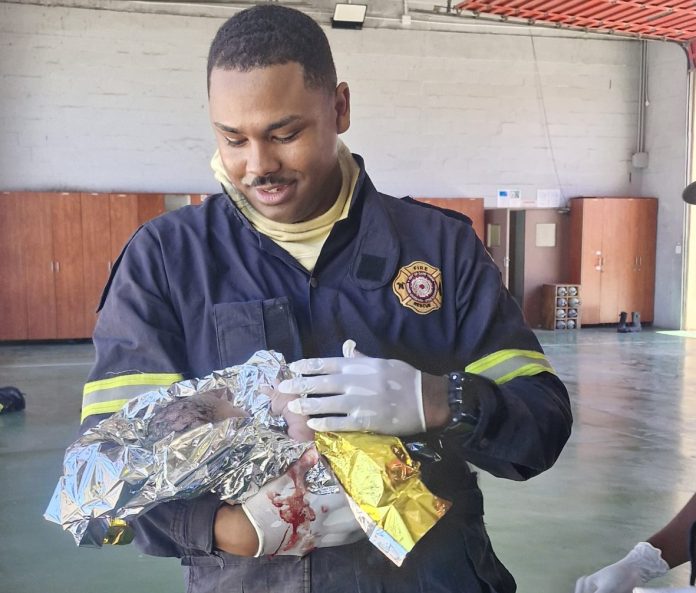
top-left (575, 542), bottom-right (670, 593)
top-left (240, 446), bottom-right (364, 556)
top-left (634, 589), bottom-right (696, 592)
top-left (282, 340), bottom-right (426, 436)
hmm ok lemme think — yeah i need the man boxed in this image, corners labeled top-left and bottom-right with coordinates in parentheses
top-left (575, 182), bottom-right (696, 593)
top-left (80, 5), bottom-right (572, 592)
top-left (575, 494), bottom-right (695, 592)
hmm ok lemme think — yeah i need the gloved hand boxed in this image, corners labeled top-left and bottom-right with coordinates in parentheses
top-left (282, 340), bottom-right (426, 436)
top-left (575, 542), bottom-right (670, 593)
top-left (240, 445), bottom-right (364, 556)
top-left (634, 589), bottom-right (696, 592)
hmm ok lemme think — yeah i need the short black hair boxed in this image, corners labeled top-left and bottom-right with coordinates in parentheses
top-left (207, 5), bottom-right (337, 94)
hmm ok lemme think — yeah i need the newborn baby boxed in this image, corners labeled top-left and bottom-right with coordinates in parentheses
top-left (145, 393), bottom-right (249, 443)
top-left (146, 389), bottom-right (314, 444)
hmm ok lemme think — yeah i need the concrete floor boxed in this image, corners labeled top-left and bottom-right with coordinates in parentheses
top-left (0, 329), bottom-right (694, 593)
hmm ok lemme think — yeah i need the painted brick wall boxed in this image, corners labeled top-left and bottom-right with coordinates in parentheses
top-left (642, 41), bottom-right (689, 329)
top-left (1, 2), bottom-right (642, 203)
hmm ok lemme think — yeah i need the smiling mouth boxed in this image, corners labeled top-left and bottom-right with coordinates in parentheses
top-left (253, 182), bottom-right (295, 204)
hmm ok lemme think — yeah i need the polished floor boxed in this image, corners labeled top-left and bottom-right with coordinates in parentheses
top-left (0, 329), bottom-right (694, 593)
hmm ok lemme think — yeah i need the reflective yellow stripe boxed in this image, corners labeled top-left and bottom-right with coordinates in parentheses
top-left (80, 399), bottom-right (131, 421)
top-left (83, 373), bottom-right (183, 395)
top-left (80, 372), bottom-right (183, 422)
top-left (465, 349), bottom-right (554, 384)
top-left (495, 362), bottom-right (555, 385)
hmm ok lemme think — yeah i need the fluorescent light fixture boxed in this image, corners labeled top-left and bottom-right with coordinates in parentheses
top-left (331, 3), bottom-right (367, 29)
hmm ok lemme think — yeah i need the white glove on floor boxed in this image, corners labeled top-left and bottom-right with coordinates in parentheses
top-left (283, 340), bottom-right (426, 436)
top-left (634, 589), bottom-right (696, 592)
top-left (240, 446), bottom-right (364, 557)
top-left (575, 542), bottom-right (670, 593)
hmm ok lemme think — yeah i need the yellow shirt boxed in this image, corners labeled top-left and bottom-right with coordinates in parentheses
top-left (210, 141), bottom-right (360, 272)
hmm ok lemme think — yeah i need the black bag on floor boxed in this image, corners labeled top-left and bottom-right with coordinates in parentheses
top-left (0, 386), bottom-right (25, 414)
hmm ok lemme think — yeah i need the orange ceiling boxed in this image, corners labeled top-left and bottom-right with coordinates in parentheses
top-left (453, 1), bottom-right (696, 42)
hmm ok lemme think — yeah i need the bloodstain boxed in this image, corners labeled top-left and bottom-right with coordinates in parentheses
top-left (268, 447), bottom-right (320, 553)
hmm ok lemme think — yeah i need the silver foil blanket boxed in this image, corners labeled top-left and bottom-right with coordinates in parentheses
top-left (44, 350), bottom-right (337, 547)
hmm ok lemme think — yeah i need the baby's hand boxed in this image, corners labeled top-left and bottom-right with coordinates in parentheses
top-left (268, 388), bottom-right (315, 442)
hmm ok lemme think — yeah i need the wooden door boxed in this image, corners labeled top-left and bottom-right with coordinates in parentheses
top-left (109, 193), bottom-right (140, 261)
top-left (52, 193), bottom-right (87, 338)
top-left (137, 193), bottom-right (165, 225)
top-left (81, 193), bottom-right (112, 336)
top-left (633, 198), bottom-right (657, 322)
top-left (484, 208), bottom-right (510, 287)
top-left (108, 193), bottom-right (165, 259)
top-left (190, 194), bottom-right (208, 206)
top-left (598, 199), bottom-right (626, 323)
top-left (569, 198), bottom-right (604, 324)
top-left (0, 192), bottom-right (28, 340)
top-left (614, 198), bottom-right (644, 321)
top-left (21, 193), bottom-right (56, 339)
top-left (414, 197), bottom-right (485, 241)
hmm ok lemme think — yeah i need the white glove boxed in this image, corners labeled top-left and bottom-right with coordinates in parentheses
top-left (282, 340), bottom-right (426, 436)
top-left (575, 542), bottom-right (670, 593)
top-left (634, 589), bottom-right (696, 592)
top-left (240, 446), bottom-right (364, 556)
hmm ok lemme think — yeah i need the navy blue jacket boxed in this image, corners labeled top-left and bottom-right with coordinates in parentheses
top-left (81, 156), bottom-right (572, 593)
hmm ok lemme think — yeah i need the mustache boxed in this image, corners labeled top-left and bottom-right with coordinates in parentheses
top-left (243, 174), bottom-right (294, 187)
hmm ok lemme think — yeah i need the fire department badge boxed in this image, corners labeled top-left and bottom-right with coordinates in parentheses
top-left (392, 261), bottom-right (442, 314)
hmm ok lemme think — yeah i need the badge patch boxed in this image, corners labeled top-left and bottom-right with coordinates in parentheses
top-left (392, 261), bottom-right (442, 314)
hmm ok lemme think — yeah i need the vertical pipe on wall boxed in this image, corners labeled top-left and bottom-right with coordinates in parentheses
top-left (637, 41), bottom-right (648, 155)
top-left (681, 68), bottom-right (695, 329)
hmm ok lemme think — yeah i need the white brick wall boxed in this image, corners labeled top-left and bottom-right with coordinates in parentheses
top-left (1, 2), bottom-right (641, 202)
top-left (336, 29), bottom-right (642, 200)
top-left (641, 41), bottom-right (689, 329)
top-left (0, 2), bottom-right (690, 328)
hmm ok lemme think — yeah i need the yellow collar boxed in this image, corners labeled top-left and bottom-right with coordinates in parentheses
top-left (210, 140), bottom-right (360, 271)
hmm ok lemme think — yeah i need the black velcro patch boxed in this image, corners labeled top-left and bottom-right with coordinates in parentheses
top-left (356, 254), bottom-right (386, 282)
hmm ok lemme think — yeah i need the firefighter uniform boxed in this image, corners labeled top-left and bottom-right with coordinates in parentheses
top-left (81, 155), bottom-right (572, 593)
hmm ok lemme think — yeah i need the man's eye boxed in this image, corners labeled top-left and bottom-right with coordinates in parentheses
top-left (274, 131), bottom-right (299, 144)
top-left (224, 137), bottom-right (245, 147)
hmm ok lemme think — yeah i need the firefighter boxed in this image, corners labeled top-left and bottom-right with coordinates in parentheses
top-left (80, 6), bottom-right (572, 592)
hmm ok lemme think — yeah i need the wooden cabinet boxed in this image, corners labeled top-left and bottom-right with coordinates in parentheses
top-left (414, 197), bottom-right (485, 241)
top-left (1, 192), bottom-right (85, 340)
top-left (568, 197), bottom-right (657, 324)
top-left (0, 192), bottom-right (164, 341)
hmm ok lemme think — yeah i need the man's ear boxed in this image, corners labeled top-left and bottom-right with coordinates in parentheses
top-left (334, 82), bottom-right (351, 134)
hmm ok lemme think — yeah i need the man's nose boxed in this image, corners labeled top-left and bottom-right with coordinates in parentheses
top-left (245, 142), bottom-right (280, 180)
